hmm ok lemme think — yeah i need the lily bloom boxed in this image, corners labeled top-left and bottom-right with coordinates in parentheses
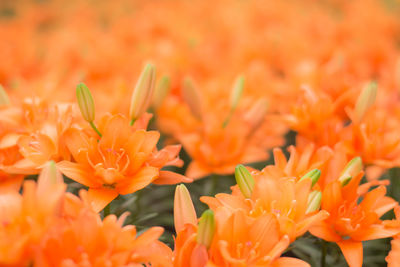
top-left (156, 78), bottom-right (286, 179)
top-left (173, 185), bottom-right (308, 267)
top-left (341, 106), bottom-right (400, 180)
top-left (38, 194), bottom-right (173, 267)
top-left (0, 97), bottom-right (80, 178)
top-left (207, 210), bottom-right (310, 267)
top-left (0, 162), bottom-right (66, 266)
top-left (201, 164), bottom-right (329, 242)
top-left (58, 113), bottom-right (191, 212)
top-left (309, 172), bottom-right (400, 267)
top-left (0, 161), bottom-right (173, 266)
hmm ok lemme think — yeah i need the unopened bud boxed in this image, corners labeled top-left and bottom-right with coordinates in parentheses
top-left (338, 157), bottom-right (363, 186)
top-left (243, 98), bottom-right (268, 129)
top-left (354, 82), bottom-right (377, 123)
top-left (306, 190), bottom-right (322, 214)
top-left (38, 161), bottom-right (63, 194)
top-left (235, 164), bottom-right (255, 198)
top-left (197, 210), bottom-right (216, 248)
top-left (76, 83), bottom-right (95, 122)
top-left (129, 63), bottom-right (156, 122)
top-left (181, 77), bottom-right (203, 120)
top-left (299, 169), bottom-right (321, 187)
top-left (230, 75), bottom-right (245, 110)
top-left (152, 75), bottom-right (171, 109)
top-left (174, 184), bottom-right (197, 233)
top-left (0, 85), bottom-right (10, 106)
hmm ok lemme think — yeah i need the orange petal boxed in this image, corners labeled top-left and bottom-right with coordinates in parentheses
top-left (133, 226), bottom-right (164, 249)
top-left (153, 170), bottom-right (193, 185)
top-left (57, 161), bottom-right (95, 187)
top-left (271, 257), bottom-right (311, 267)
top-left (186, 161), bottom-right (211, 180)
top-left (273, 148), bottom-right (287, 170)
top-left (351, 225), bottom-right (400, 241)
top-left (117, 166), bottom-right (158, 195)
top-left (87, 188), bottom-right (118, 212)
top-left (190, 244), bottom-right (209, 267)
top-left (337, 240), bottom-right (363, 267)
top-left (309, 222), bottom-right (341, 242)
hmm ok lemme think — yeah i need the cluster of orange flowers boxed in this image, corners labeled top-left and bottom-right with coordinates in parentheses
top-left (2, 0), bottom-right (400, 266)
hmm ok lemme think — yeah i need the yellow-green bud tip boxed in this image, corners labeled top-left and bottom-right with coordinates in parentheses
top-left (230, 75), bottom-right (245, 110)
top-left (197, 209), bottom-right (216, 248)
top-left (129, 63), bottom-right (156, 121)
top-left (152, 75), bottom-right (171, 109)
top-left (338, 157), bottom-right (363, 186)
top-left (235, 164), bottom-right (255, 198)
top-left (354, 81), bottom-right (377, 123)
top-left (306, 190), bottom-right (322, 214)
top-left (181, 77), bottom-right (203, 120)
top-left (76, 82), bottom-right (95, 122)
top-left (299, 169), bottom-right (321, 187)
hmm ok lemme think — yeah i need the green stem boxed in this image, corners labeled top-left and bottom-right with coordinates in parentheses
top-left (321, 239), bottom-right (327, 267)
top-left (130, 118), bottom-right (136, 126)
top-left (89, 121), bottom-right (102, 137)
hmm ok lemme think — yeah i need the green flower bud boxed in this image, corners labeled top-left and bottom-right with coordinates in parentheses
top-left (197, 210), bottom-right (216, 248)
top-left (235, 164), bottom-right (255, 198)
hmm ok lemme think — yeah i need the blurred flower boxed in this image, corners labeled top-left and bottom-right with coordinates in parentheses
top-left (310, 172), bottom-right (399, 267)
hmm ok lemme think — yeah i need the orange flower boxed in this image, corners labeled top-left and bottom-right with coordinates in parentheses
top-left (1, 97), bottom-right (79, 178)
top-left (309, 173), bottom-right (400, 267)
top-left (38, 193), bottom-right (173, 267)
top-left (208, 210), bottom-right (310, 267)
top-left (156, 80), bottom-right (286, 179)
top-left (0, 161), bottom-right (173, 266)
top-left (201, 164), bottom-right (329, 242)
top-left (58, 113), bottom-right (190, 212)
top-left (341, 106), bottom-right (400, 180)
top-left (0, 161), bottom-right (66, 266)
top-left (173, 185), bottom-right (308, 267)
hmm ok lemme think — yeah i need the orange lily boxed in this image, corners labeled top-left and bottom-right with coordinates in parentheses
top-left (58, 113), bottom-right (191, 212)
top-left (201, 164), bottom-right (329, 242)
top-left (208, 210), bottom-right (310, 267)
top-left (309, 172), bottom-right (400, 267)
top-left (173, 185), bottom-right (308, 267)
top-left (0, 161), bottom-right (66, 266)
top-left (156, 79), bottom-right (286, 179)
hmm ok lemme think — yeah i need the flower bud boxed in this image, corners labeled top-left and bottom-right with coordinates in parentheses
top-left (174, 184), bottom-right (197, 233)
top-left (235, 164), bottom-right (255, 198)
top-left (0, 85), bottom-right (10, 106)
top-left (230, 75), bottom-right (245, 110)
top-left (299, 169), bottom-right (321, 187)
top-left (76, 83), bottom-right (95, 122)
top-left (338, 157), bottom-right (363, 186)
top-left (243, 98), bottom-right (268, 129)
top-left (152, 75), bottom-right (171, 109)
top-left (181, 77), bottom-right (203, 120)
top-left (129, 63), bottom-right (156, 122)
top-left (306, 190), bottom-right (322, 214)
top-left (354, 82), bottom-right (377, 123)
top-left (197, 209), bottom-right (216, 248)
